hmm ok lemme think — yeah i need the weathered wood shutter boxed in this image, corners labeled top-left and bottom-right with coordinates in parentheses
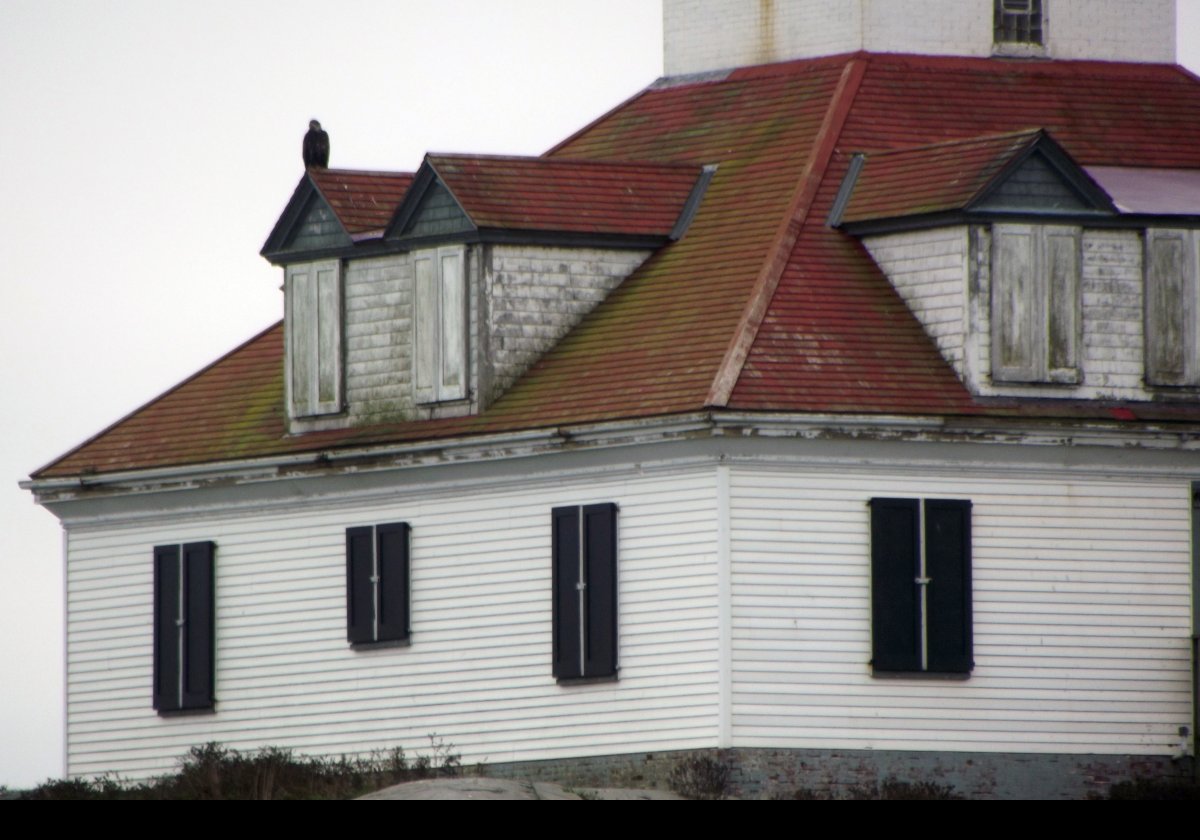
top-left (414, 247), bottom-right (467, 404)
top-left (552, 504), bottom-right (618, 679)
top-left (869, 498), bottom-right (922, 673)
top-left (992, 224), bottom-right (1080, 384)
top-left (439, 249), bottom-right (466, 401)
top-left (346, 524), bottom-right (410, 645)
top-left (1044, 226), bottom-right (1080, 381)
top-left (286, 260), bottom-right (342, 416)
top-left (992, 224), bottom-right (1041, 382)
top-left (414, 253), bottom-right (438, 405)
top-left (1145, 229), bottom-right (1197, 386)
top-left (153, 541), bottom-right (214, 712)
top-left (924, 500), bottom-right (972, 674)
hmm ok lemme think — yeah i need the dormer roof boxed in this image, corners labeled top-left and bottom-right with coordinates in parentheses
top-left (388, 154), bottom-right (712, 246)
top-left (830, 129), bottom-right (1121, 232)
top-left (261, 168), bottom-right (414, 262)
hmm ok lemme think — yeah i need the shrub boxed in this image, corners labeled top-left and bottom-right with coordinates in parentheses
top-left (669, 754), bottom-right (731, 800)
top-left (19, 736), bottom-right (460, 800)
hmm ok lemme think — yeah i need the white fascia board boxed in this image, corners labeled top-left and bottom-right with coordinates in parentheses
top-left (25, 409), bottom-right (1200, 504)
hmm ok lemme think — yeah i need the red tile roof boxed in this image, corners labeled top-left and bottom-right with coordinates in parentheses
top-left (33, 53), bottom-right (1200, 480)
top-left (427, 154), bottom-right (704, 237)
top-left (836, 129), bottom-right (1046, 224)
top-left (309, 168), bottom-right (414, 235)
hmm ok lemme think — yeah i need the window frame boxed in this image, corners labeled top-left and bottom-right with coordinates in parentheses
top-left (413, 245), bottom-right (467, 405)
top-left (285, 259), bottom-right (343, 417)
top-left (153, 541), bottom-right (215, 713)
top-left (346, 522), bottom-right (411, 647)
top-left (552, 503), bottom-right (618, 681)
top-left (869, 498), bottom-right (973, 676)
top-left (990, 223), bottom-right (1081, 385)
top-left (993, 0), bottom-right (1044, 46)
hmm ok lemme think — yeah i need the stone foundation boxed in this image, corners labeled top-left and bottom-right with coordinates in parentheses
top-left (483, 747), bottom-right (1192, 799)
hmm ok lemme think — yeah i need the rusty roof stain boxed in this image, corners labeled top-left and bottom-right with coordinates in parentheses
top-left (34, 53), bottom-right (1200, 480)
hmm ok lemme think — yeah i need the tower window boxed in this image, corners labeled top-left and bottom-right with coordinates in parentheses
top-left (994, 0), bottom-right (1043, 45)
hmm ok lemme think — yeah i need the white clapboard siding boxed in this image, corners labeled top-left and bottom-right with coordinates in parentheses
top-left (63, 467), bottom-right (720, 779)
top-left (485, 245), bottom-right (651, 401)
top-left (869, 227), bottom-right (1159, 401)
top-left (864, 227), bottom-right (969, 373)
top-left (729, 464), bottom-right (1193, 755)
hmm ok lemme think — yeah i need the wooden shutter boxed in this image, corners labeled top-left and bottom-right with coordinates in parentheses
top-left (583, 503), bottom-right (618, 678)
top-left (552, 504), bottom-right (619, 680)
top-left (376, 523), bottom-right (411, 643)
top-left (992, 225), bottom-right (1040, 382)
top-left (180, 541), bottom-right (215, 710)
top-left (414, 253), bottom-right (438, 404)
top-left (552, 506), bottom-right (583, 678)
top-left (924, 501), bottom-right (973, 674)
top-left (153, 544), bottom-right (182, 711)
top-left (287, 260), bottom-right (341, 416)
top-left (288, 264), bottom-right (315, 415)
top-left (439, 248), bottom-right (466, 401)
top-left (346, 526), bottom-right (375, 644)
top-left (870, 499), bottom-right (921, 673)
top-left (314, 262), bottom-right (341, 410)
top-left (153, 542), bottom-right (214, 712)
top-left (1146, 230), bottom-right (1197, 386)
top-left (1044, 226), bottom-right (1080, 382)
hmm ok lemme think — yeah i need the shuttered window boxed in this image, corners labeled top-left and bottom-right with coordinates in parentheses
top-left (414, 246), bottom-right (467, 404)
top-left (346, 523), bottom-right (411, 646)
top-left (1145, 229), bottom-right (1199, 387)
top-left (153, 541), bottom-right (215, 712)
top-left (552, 503), bottom-right (618, 680)
top-left (286, 259), bottom-right (343, 417)
top-left (870, 499), bottom-right (972, 675)
top-left (991, 224), bottom-right (1080, 384)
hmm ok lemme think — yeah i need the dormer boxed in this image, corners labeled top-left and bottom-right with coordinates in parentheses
top-left (263, 152), bottom-right (713, 433)
top-left (832, 129), bottom-right (1200, 402)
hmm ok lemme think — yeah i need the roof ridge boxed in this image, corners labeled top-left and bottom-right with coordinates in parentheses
top-left (858, 127), bottom-right (1045, 157)
top-left (704, 55), bottom-right (869, 408)
top-left (429, 152), bottom-right (700, 171)
top-left (312, 167), bottom-right (415, 178)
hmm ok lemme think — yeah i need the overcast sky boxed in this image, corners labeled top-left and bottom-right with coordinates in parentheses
top-left (1, 1), bottom-right (1197, 788)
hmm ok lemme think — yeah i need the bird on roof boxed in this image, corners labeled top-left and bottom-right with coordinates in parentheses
top-left (303, 120), bottom-right (330, 169)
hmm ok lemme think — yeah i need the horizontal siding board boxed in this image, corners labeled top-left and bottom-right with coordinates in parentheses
top-left (729, 463), bottom-right (1193, 756)
top-left (63, 467), bottom-right (720, 779)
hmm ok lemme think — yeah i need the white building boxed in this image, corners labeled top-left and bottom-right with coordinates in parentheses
top-left (25, 0), bottom-right (1200, 797)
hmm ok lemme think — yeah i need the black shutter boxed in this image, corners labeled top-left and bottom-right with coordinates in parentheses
top-left (870, 498), bottom-right (921, 672)
top-left (180, 541), bottom-right (215, 710)
top-left (346, 526), bottom-right (375, 644)
top-left (924, 500), bottom-right (972, 674)
top-left (583, 503), bottom-right (618, 678)
top-left (153, 544), bottom-right (181, 711)
top-left (376, 523), bottom-right (411, 642)
top-left (551, 506), bottom-right (582, 678)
